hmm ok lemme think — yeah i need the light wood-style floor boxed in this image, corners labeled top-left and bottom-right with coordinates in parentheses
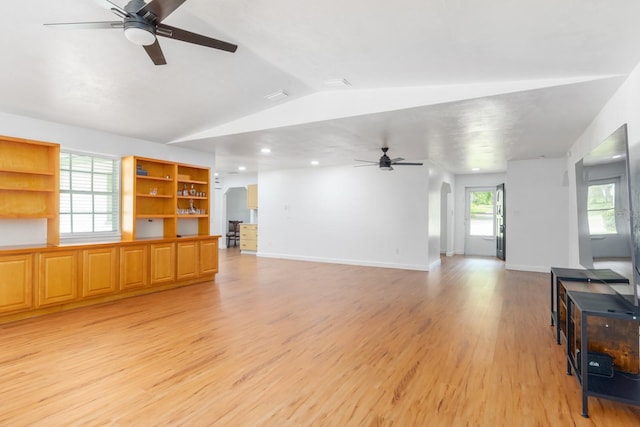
top-left (1, 250), bottom-right (640, 426)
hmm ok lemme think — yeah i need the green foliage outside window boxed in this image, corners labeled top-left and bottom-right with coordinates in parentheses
top-left (469, 190), bottom-right (494, 236)
top-left (587, 183), bottom-right (616, 235)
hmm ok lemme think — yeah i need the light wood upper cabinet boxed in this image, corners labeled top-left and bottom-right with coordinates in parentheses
top-left (121, 156), bottom-right (177, 241)
top-left (0, 254), bottom-right (33, 314)
top-left (37, 251), bottom-right (79, 307)
top-left (121, 156), bottom-right (210, 240)
top-left (247, 184), bottom-right (258, 210)
top-left (0, 136), bottom-right (60, 246)
top-left (177, 164), bottom-right (210, 236)
top-left (82, 247), bottom-right (118, 297)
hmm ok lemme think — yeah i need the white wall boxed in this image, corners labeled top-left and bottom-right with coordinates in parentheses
top-left (567, 62), bottom-right (640, 268)
top-left (0, 112), bottom-right (217, 246)
top-left (429, 165), bottom-right (455, 267)
top-left (505, 158), bottom-right (569, 272)
top-left (258, 162), bottom-right (431, 270)
top-left (453, 173), bottom-right (506, 255)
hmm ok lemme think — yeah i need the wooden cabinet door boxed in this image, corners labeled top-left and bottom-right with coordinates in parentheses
top-left (37, 251), bottom-right (79, 307)
top-left (247, 184), bottom-right (258, 209)
top-left (150, 243), bottom-right (175, 285)
top-left (176, 241), bottom-right (198, 280)
top-left (199, 238), bottom-right (219, 276)
top-left (0, 254), bottom-right (33, 314)
top-left (120, 245), bottom-right (149, 290)
top-left (82, 247), bottom-right (118, 297)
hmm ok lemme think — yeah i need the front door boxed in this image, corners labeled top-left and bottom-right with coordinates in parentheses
top-left (464, 188), bottom-right (496, 256)
top-left (496, 183), bottom-right (506, 260)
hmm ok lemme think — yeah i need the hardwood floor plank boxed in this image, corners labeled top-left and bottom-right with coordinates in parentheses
top-left (1, 251), bottom-right (640, 425)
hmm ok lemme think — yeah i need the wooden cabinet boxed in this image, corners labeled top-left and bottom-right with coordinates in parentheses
top-left (82, 247), bottom-right (118, 297)
top-left (199, 239), bottom-right (219, 276)
top-left (247, 184), bottom-right (258, 209)
top-left (177, 164), bottom-right (210, 236)
top-left (176, 240), bottom-right (198, 280)
top-left (565, 291), bottom-right (640, 416)
top-left (0, 236), bottom-right (219, 323)
top-left (240, 224), bottom-right (258, 251)
top-left (121, 156), bottom-right (177, 240)
top-left (120, 245), bottom-right (149, 290)
top-left (0, 136), bottom-right (60, 246)
top-left (150, 242), bottom-right (175, 285)
top-left (37, 251), bottom-right (79, 307)
top-left (121, 156), bottom-right (210, 241)
top-left (0, 254), bottom-right (33, 314)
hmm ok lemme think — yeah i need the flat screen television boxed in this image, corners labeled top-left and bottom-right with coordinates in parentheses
top-left (575, 123), bottom-right (639, 307)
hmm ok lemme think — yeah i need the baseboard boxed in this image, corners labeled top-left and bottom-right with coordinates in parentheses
top-left (257, 252), bottom-right (430, 271)
top-left (505, 263), bottom-right (549, 273)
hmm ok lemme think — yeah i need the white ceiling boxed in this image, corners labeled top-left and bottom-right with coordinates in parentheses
top-left (2, 0), bottom-right (640, 174)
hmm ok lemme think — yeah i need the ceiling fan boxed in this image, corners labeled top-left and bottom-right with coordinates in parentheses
top-left (44, 0), bottom-right (238, 65)
top-left (355, 147), bottom-right (423, 171)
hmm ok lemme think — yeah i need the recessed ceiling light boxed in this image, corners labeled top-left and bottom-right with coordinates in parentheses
top-left (238, 166), bottom-right (246, 171)
top-left (472, 168), bottom-right (480, 171)
top-left (261, 148), bottom-right (271, 154)
top-left (310, 160), bottom-right (319, 166)
top-left (613, 154), bottom-right (623, 159)
top-left (323, 78), bottom-right (351, 88)
top-left (214, 172), bottom-right (219, 177)
top-left (264, 90), bottom-right (289, 101)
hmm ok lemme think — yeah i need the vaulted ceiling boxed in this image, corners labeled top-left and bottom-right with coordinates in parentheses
top-left (2, 0), bottom-right (640, 174)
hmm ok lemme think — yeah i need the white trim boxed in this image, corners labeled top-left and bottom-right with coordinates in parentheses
top-left (257, 252), bottom-right (430, 271)
top-left (428, 257), bottom-right (442, 270)
top-left (505, 263), bottom-right (549, 273)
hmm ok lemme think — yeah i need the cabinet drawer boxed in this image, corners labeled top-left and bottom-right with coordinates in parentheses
top-left (240, 239), bottom-right (257, 251)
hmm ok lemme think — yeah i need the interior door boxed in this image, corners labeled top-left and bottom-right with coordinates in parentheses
top-left (464, 188), bottom-right (497, 256)
top-left (496, 183), bottom-right (506, 260)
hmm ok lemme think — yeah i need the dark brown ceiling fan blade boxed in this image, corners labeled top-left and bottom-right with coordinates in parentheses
top-left (389, 157), bottom-right (404, 162)
top-left (354, 163), bottom-right (378, 167)
top-left (392, 162), bottom-right (424, 166)
top-left (138, 0), bottom-right (186, 23)
top-left (157, 24), bottom-right (238, 52)
top-left (143, 40), bottom-right (167, 65)
top-left (44, 21), bottom-right (123, 30)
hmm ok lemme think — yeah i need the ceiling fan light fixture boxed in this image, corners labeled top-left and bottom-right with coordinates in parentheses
top-left (124, 22), bottom-right (156, 46)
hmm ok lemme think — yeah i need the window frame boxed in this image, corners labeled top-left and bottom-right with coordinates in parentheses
top-left (467, 188), bottom-right (496, 238)
top-left (586, 179), bottom-right (618, 236)
top-left (59, 150), bottom-right (121, 242)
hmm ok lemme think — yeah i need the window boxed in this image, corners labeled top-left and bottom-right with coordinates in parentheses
top-left (60, 152), bottom-right (120, 239)
top-left (468, 190), bottom-right (495, 236)
top-left (587, 182), bottom-right (617, 235)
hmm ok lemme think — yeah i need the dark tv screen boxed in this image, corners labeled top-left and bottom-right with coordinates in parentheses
top-left (575, 123), bottom-right (639, 306)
